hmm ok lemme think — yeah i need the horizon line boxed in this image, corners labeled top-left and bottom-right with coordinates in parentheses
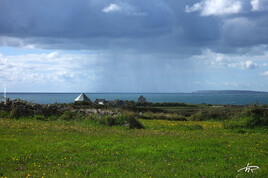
top-left (1, 89), bottom-right (268, 94)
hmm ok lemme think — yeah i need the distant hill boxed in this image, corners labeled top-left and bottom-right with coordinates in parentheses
top-left (195, 90), bottom-right (268, 94)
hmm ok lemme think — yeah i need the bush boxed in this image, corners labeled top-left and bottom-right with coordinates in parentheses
top-left (141, 112), bottom-right (186, 121)
top-left (0, 111), bottom-right (10, 119)
top-left (244, 107), bottom-right (268, 128)
top-left (141, 112), bottom-right (155, 120)
top-left (10, 106), bottom-right (24, 119)
top-left (190, 109), bottom-right (232, 121)
top-left (47, 115), bottom-right (58, 121)
top-left (99, 114), bottom-right (144, 129)
top-left (126, 115), bottom-right (144, 129)
top-left (224, 106), bottom-right (268, 129)
top-left (190, 112), bottom-right (205, 121)
top-left (59, 111), bottom-right (77, 121)
top-left (32, 115), bottom-right (46, 121)
top-left (165, 113), bottom-right (187, 121)
top-left (223, 119), bottom-right (246, 129)
top-left (99, 116), bottom-right (117, 126)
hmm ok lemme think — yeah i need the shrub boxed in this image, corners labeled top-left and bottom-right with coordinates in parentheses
top-left (0, 111), bottom-right (10, 119)
top-left (244, 107), bottom-right (268, 128)
top-left (141, 112), bottom-right (155, 120)
top-left (190, 112), bottom-right (205, 121)
top-left (32, 115), bottom-right (46, 121)
top-left (141, 112), bottom-right (186, 121)
top-left (189, 109), bottom-right (232, 121)
top-left (59, 111), bottom-right (76, 121)
top-left (224, 106), bottom-right (268, 129)
top-left (99, 116), bottom-right (117, 126)
top-left (47, 115), bottom-right (58, 121)
top-left (99, 114), bottom-right (144, 129)
top-left (223, 119), bottom-right (246, 129)
top-left (126, 115), bottom-right (144, 129)
top-left (166, 113), bottom-right (187, 121)
top-left (10, 106), bottom-right (24, 119)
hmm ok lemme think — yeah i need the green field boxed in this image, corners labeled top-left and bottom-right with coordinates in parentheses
top-left (0, 118), bottom-right (267, 177)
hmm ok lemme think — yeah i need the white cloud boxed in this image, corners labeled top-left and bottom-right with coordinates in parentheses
top-left (47, 51), bottom-right (59, 58)
top-left (185, 3), bottom-right (203, 13)
top-left (102, 4), bottom-right (121, 13)
top-left (186, 0), bottom-right (242, 16)
top-left (251, 0), bottom-right (260, 11)
top-left (244, 60), bottom-right (257, 69)
top-left (261, 71), bottom-right (268, 77)
top-left (191, 48), bottom-right (268, 70)
top-left (102, 3), bottom-right (146, 16)
top-left (250, 0), bottom-right (268, 11)
top-left (0, 52), bottom-right (102, 86)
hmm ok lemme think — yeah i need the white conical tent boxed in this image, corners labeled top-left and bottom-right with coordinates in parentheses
top-left (74, 93), bottom-right (91, 102)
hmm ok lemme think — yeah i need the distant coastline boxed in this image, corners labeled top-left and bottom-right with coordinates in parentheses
top-left (195, 90), bottom-right (268, 94)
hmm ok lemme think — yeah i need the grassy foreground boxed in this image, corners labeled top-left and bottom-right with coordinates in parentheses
top-left (0, 118), bottom-right (267, 177)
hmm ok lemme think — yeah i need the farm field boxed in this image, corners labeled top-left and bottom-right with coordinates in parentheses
top-left (0, 118), bottom-right (267, 177)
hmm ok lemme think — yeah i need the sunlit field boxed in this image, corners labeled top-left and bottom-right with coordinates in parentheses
top-left (0, 118), bottom-right (267, 177)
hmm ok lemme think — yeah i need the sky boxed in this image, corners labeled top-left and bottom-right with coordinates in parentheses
top-left (0, 0), bottom-right (268, 92)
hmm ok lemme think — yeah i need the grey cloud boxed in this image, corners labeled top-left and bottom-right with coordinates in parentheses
top-left (0, 0), bottom-right (267, 55)
top-left (221, 13), bottom-right (268, 47)
top-left (0, 0), bottom-right (174, 39)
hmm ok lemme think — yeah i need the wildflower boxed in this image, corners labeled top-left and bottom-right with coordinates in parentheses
top-left (21, 166), bottom-right (24, 170)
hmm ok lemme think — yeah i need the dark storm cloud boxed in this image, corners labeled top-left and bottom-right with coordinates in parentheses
top-left (0, 0), bottom-right (174, 38)
top-left (0, 0), bottom-right (268, 54)
top-left (221, 11), bottom-right (268, 47)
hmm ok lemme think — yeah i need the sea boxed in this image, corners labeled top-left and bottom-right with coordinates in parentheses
top-left (1, 91), bottom-right (268, 105)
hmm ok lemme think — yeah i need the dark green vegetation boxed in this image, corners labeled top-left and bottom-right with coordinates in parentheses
top-left (0, 100), bottom-right (268, 177)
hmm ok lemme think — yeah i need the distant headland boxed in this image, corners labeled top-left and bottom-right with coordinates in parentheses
top-left (195, 90), bottom-right (268, 94)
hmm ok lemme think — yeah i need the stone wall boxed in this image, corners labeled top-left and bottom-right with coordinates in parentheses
top-left (0, 99), bottom-right (67, 117)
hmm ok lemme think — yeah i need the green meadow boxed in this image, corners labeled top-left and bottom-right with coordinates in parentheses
top-left (0, 117), bottom-right (267, 177)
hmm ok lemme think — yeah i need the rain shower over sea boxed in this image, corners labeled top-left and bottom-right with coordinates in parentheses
top-left (1, 91), bottom-right (268, 105)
